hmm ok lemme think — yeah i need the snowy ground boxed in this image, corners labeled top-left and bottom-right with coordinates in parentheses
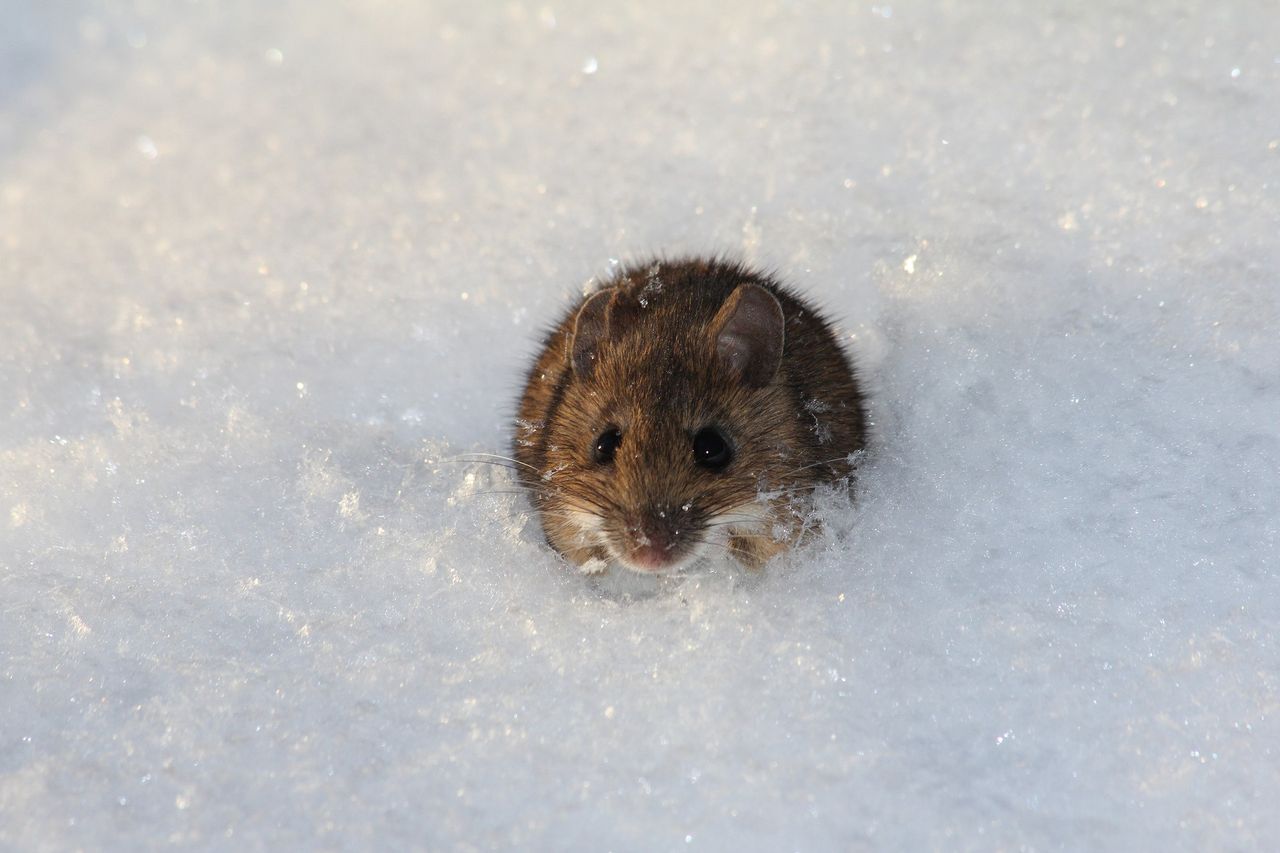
top-left (2, 1), bottom-right (1278, 849)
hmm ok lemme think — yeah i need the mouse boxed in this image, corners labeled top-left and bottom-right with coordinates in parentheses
top-left (513, 257), bottom-right (867, 574)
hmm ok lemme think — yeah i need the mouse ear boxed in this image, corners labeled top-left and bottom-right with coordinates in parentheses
top-left (569, 289), bottom-right (614, 378)
top-left (710, 283), bottom-right (785, 388)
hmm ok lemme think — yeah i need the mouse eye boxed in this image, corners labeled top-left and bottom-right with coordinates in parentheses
top-left (692, 427), bottom-right (733, 471)
top-left (593, 426), bottom-right (622, 464)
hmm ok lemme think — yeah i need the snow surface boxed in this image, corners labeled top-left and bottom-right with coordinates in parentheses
top-left (2, 1), bottom-right (1279, 849)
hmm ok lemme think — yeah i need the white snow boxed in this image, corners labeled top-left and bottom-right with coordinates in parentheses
top-left (2, 1), bottom-right (1279, 849)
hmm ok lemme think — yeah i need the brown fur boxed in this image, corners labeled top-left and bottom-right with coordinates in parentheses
top-left (513, 257), bottom-right (867, 572)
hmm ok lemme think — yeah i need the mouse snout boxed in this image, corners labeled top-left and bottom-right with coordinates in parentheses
top-left (621, 504), bottom-right (694, 571)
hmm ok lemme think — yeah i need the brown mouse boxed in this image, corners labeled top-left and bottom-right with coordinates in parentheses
top-left (513, 257), bottom-right (867, 574)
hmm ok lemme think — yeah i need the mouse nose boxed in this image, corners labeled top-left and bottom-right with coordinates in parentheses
top-left (629, 529), bottom-right (676, 569)
top-left (623, 505), bottom-right (690, 570)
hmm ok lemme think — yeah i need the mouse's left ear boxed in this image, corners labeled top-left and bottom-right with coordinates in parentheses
top-left (569, 288), bottom-right (614, 378)
top-left (710, 283), bottom-right (785, 388)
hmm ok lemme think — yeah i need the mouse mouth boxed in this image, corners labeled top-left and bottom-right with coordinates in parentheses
top-left (617, 543), bottom-right (691, 573)
top-left (610, 519), bottom-right (705, 574)
top-left (614, 545), bottom-right (701, 574)
top-left (565, 504), bottom-right (711, 574)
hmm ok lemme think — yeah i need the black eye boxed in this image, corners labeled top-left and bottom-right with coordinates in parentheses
top-left (593, 426), bottom-right (622, 464)
top-left (692, 427), bottom-right (733, 470)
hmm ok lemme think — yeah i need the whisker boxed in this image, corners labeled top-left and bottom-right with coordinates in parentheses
top-left (699, 518), bottom-right (769, 530)
top-left (450, 489), bottom-right (554, 501)
top-left (753, 480), bottom-right (853, 500)
top-left (438, 452), bottom-right (541, 473)
top-left (777, 456), bottom-right (854, 478)
top-left (696, 539), bottom-right (756, 559)
top-left (533, 506), bottom-right (592, 517)
top-left (437, 460), bottom-right (527, 478)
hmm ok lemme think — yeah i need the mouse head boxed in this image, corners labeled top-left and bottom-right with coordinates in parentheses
top-left (539, 279), bottom-right (800, 573)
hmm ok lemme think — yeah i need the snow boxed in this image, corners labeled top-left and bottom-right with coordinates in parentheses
top-left (2, 1), bottom-right (1278, 848)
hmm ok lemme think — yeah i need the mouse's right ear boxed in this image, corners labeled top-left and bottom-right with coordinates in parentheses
top-left (710, 283), bottom-right (785, 388)
top-left (569, 289), bottom-right (614, 378)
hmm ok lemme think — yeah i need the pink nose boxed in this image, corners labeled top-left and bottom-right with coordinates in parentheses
top-left (628, 542), bottom-right (675, 570)
top-left (625, 524), bottom-right (679, 570)
top-left (622, 506), bottom-right (694, 571)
